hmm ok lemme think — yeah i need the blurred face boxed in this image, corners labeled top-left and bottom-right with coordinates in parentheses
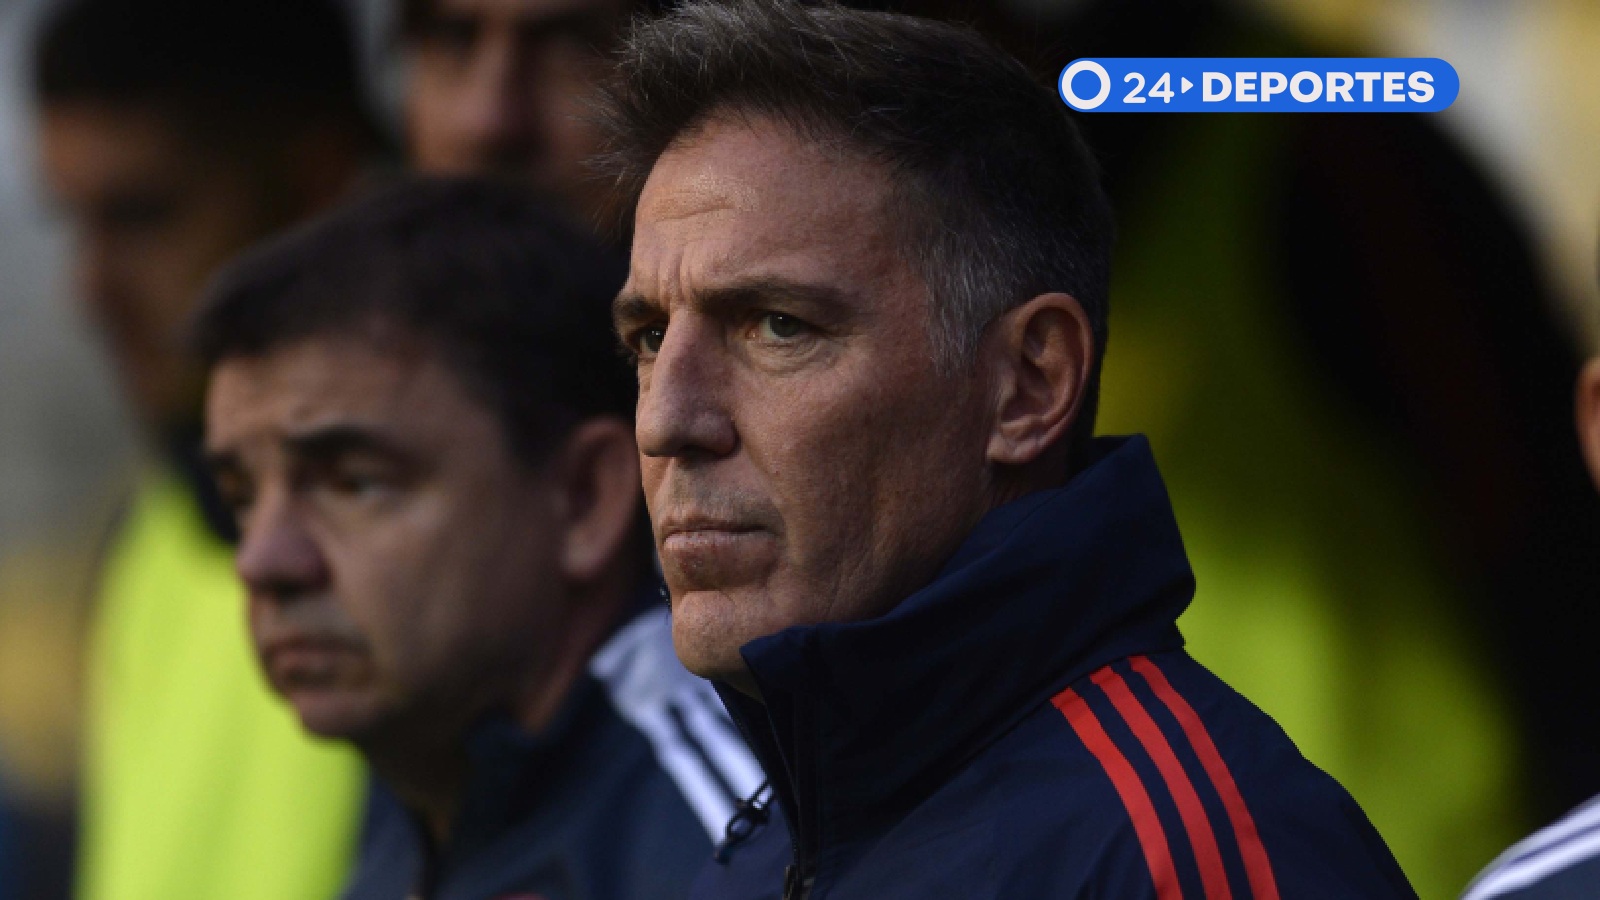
top-left (405, 0), bottom-right (628, 215)
top-left (1577, 359), bottom-right (1600, 491)
top-left (39, 103), bottom-right (277, 426)
top-left (205, 334), bottom-right (568, 746)
top-left (614, 117), bottom-right (996, 691)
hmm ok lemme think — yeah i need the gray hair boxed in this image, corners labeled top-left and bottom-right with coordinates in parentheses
top-left (593, 0), bottom-right (1115, 456)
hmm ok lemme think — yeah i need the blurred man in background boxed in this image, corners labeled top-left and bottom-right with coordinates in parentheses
top-left (0, 794), bottom-right (15, 895)
top-left (399, 0), bottom-right (643, 219)
top-left (1456, 358), bottom-right (1600, 898)
top-left (31, 0), bottom-right (385, 896)
top-left (196, 178), bottom-right (760, 900)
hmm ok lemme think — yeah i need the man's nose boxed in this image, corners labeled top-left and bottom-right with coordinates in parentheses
top-left (458, 40), bottom-right (540, 166)
top-left (234, 490), bottom-right (329, 603)
top-left (74, 234), bottom-right (124, 322)
top-left (636, 318), bottom-right (738, 460)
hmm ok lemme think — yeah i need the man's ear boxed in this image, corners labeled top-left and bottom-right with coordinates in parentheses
top-left (553, 417), bottom-right (644, 585)
top-left (984, 291), bottom-right (1094, 469)
top-left (1575, 358), bottom-right (1600, 491)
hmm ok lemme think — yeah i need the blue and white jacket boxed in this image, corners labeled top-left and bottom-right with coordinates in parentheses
top-left (1463, 795), bottom-right (1600, 900)
top-left (342, 606), bottom-right (765, 900)
top-left (694, 435), bottom-right (1415, 899)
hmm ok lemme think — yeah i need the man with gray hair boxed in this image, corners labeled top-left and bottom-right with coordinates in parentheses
top-left (602, 2), bottom-right (1416, 897)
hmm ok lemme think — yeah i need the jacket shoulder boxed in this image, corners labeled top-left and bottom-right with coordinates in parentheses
top-left (973, 651), bottom-right (1417, 899)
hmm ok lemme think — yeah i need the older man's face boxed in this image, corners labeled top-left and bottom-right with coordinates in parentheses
top-left (616, 117), bottom-right (996, 690)
top-left (204, 334), bottom-right (569, 746)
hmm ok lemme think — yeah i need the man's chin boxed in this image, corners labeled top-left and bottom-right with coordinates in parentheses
top-left (282, 689), bottom-right (380, 742)
top-left (670, 589), bottom-right (766, 697)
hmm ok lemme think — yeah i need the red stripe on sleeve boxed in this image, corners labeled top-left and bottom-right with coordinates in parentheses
top-left (1053, 686), bottom-right (1184, 900)
top-left (1093, 667), bottom-right (1234, 900)
top-left (1130, 655), bottom-right (1281, 900)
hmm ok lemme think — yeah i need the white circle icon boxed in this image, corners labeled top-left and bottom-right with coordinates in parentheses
top-left (1060, 60), bottom-right (1111, 111)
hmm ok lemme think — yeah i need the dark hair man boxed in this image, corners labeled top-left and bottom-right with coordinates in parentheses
top-left (400, 0), bottom-right (643, 218)
top-left (1456, 367), bottom-right (1600, 898)
top-left (601, 3), bottom-right (1416, 897)
top-left (32, 1), bottom-right (383, 897)
top-left (195, 178), bottom-right (763, 900)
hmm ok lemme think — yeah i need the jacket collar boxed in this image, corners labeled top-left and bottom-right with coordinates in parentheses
top-left (391, 594), bottom-right (661, 872)
top-left (719, 435), bottom-right (1194, 863)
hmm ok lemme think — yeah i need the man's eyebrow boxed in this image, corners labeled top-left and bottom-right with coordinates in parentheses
top-left (696, 277), bottom-right (852, 318)
top-left (282, 424), bottom-right (415, 466)
top-left (612, 292), bottom-right (661, 331)
top-left (612, 276), bottom-right (853, 327)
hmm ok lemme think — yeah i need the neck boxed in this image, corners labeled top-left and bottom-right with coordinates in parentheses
top-left (509, 569), bottom-right (635, 733)
top-left (365, 570), bottom-right (638, 847)
top-left (365, 730), bottom-right (469, 848)
top-left (986, 448), bottom-right (1072, 512)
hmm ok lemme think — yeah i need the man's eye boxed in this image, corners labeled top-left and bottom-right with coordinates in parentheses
top-left (757, 313), bottom-right (806, 341)
top-left (315, 464), bottom-right (396, 503)
top-left (211, 473), bottom-right (254, 516)
top-left (333, 473), bottom-right (387, 497)
top-left (637, 326), bottom-right (666, 355)
top-left (100, 194), bottom-right (178, 231)
top-left (221, 489), bottom-right (254, 518)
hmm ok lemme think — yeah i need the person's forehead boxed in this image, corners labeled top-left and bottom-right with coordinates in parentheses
top-left (207, 334), bottom-right (472, 447)
top-left (39, 103), bottom-right (191, 191)
top-left (630, 116), bottom-right (895, 293)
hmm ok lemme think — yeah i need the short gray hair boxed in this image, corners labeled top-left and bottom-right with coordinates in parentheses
top-left (593, 0), bottom-right (1115, 456)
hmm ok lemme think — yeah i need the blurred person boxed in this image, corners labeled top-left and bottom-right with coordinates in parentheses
top-left (399, 0), bottom-right (644, 218)
top-left (0, 540), bottom-right (90, 900)
top-left (195, 178), bottom-right (762, 900)
top-left (603, 3), bottom-right (1414, 897)
top-left (1453, 360), bottom-right (1600, 896)
top-left (0, 791), bottom-right (13, 894)
top-left (31, 0), bottom-right (386, 896)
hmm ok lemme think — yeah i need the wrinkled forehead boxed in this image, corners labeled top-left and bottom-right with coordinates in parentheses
top-left (204, 335), bottom-right (447, 446)
top-left (626, 115), bottom-right (899, 303)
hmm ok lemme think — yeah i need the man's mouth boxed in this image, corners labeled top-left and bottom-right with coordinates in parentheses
top-left (260, 635), bottom-right (362, 692)
top-left (656, 516), bottom-right (779, 591)
top-left (662, 521), bottom-right (763, 544)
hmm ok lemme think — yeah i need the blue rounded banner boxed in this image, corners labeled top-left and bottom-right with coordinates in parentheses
top-left (1059, 58), bottom-right (1459, 113)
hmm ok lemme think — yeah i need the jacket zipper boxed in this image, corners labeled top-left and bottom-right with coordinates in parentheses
top-left (783, 697), bottom-right (818, 900)
top-left (783, 863), bottom-right (814, 900)
top-left (722, 678), bottom-right (819, 899)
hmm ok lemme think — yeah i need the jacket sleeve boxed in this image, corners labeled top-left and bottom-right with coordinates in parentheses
top-left (1236, 754), bottom-right (1420, 899)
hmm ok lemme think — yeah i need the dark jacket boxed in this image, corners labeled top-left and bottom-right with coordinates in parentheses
top-left (343, 607), bottom-right (766, 900)
top-left (694, 436), bottom-right (1415, 899)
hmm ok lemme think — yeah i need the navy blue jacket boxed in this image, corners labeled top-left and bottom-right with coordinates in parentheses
top-left (343, 607), bottom-right (767, 900)
top-left (694, 436), bottom-right (1415, 899)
